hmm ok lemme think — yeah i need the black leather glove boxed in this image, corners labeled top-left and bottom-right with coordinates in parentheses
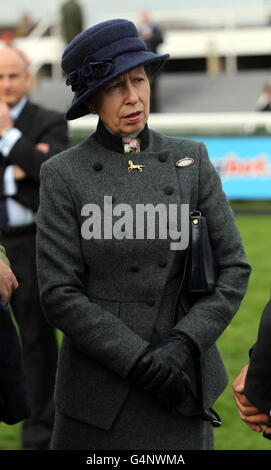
top-left (130, 331), bottom-right (199, 411)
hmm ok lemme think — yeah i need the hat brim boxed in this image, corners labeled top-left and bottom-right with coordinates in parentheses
top-left (65, 51), bottom-right (169, 120)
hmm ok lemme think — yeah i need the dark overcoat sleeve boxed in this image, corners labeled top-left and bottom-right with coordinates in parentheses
top-left (0, 244), bottom-right (30, 423)
top-left (244, 299), bottom-right (271, 414)
top-left (0, 301), bottom-right (31, 424)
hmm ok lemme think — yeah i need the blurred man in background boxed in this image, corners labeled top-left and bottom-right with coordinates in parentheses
top-left (138, 10), bottom-right (164, 112)
top-left (15, 13), bottom-right (33, 38)
top-left (0, 46), bottom-right (68, 449)
top-left (255, 77), bottom-right (271, 111)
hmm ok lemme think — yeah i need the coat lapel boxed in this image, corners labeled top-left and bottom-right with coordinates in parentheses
top-left (13, 100), bottom-right (36, 135)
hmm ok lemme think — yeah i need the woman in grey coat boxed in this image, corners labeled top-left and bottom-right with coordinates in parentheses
top-left (36, 19), bottom-right (251, 450)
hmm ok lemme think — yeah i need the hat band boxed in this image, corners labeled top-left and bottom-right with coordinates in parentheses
top-left (66, 55), bottom-right (113, 94)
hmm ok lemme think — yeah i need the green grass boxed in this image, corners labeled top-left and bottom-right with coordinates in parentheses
top-left (0, 216), bottom-right (271, 450)
top-left (214, 215), bottom-right (271, 450)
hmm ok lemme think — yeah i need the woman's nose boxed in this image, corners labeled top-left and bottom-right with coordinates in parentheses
top-left (124, 84), bottom-right (139, 104)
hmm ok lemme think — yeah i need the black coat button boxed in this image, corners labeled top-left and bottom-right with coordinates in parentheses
top-left (157, 258), bottom-right (167, 268)
top-left (159, 154), bottom-right (168, 163)
top-left (93, 162), bottom-right (103, 171)
top-left (164, 186), bottom-right (173, 195)
top-left (130, 265), bottom-right (139, 273)
top-left (146, 297), bottom-right (156, 307)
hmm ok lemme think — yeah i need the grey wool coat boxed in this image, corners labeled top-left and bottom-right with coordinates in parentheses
top-left (36, 127), bottom-right (251, 450)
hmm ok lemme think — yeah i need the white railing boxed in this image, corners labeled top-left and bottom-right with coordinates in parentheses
top-left (159, 27), bottom-right (271, 59)
top-left (12, 36), bottom-right (65, 77)
top-left (96, 5), bottom-right (271, 29)
top-left (2, 5), bottom-right (271, 77)
top-left (8, 24), bottom-right (271, 78)
top-left (68, 112), bottom-right (271, 135)
top-left (27, 17), bottom-right (55, 39)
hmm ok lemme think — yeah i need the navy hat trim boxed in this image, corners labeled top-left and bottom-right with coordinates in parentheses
top-left (62, 19), bottom-right (170, 120)
top-left (66, 56), bottom-right (113, 95)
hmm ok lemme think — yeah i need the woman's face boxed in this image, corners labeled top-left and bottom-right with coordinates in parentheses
top-left (91, 66), bottom-right (150, 137)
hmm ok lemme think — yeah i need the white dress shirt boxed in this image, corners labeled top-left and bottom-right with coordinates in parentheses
top-left (0, 96), bottom-right (36, 226)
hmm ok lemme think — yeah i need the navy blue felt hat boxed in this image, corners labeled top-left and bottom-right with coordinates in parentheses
top-left (61, 19), bottom-right (169, 120)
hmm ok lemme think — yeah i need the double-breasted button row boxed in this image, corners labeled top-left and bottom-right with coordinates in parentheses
top-left (158, 154), bottom-right (174, 196)
top-left (93, 160), bottom-right (174, 198)
top-left (94, 153), bottom-right (168, 168)
top-left (129, 257), bottom-right (167, 273)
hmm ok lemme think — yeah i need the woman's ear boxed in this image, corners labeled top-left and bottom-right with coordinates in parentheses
top-left (86, 101), bottom-right (96, 114)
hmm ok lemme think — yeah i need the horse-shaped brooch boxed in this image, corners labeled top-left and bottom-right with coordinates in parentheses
top-left (128, 160), bottom-right (145, 173)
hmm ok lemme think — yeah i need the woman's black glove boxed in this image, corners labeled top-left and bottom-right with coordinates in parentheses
top-left (129, 331), bottom-right (199, 411)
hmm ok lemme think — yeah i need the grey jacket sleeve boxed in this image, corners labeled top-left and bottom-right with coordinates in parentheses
top-left (173, 143), bottom-right (251, 353)
top-left (36, 162), bottom-right (148, 379)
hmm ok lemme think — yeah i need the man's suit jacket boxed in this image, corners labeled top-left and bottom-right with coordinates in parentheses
top-left (0, 100), bottom-right (68, 212)
top-left (36, 128), bottom-right (251, 435)
top-left (0, 244), bottom-right (31, 424)
top-left (245, 298), bottom-right (271, 414)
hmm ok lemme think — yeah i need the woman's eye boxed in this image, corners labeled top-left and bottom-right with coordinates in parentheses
top-left (108, 83), bottom-right (121, 91)
top-left (135, 77), bottom-right (146, 85)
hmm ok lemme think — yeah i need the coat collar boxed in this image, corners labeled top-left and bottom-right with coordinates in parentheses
top-left (93, 119), bottom-right (149, 153)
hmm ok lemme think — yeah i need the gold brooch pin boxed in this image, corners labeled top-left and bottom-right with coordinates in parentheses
top-left (128, 160), bottom-right (145, 173)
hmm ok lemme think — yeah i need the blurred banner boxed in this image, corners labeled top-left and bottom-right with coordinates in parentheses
top-left (198, 136), bottom-right (271, 200)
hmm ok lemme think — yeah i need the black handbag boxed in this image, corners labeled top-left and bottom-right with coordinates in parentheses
top-left (186, 210), bottom-right (216, 293)
top-left (173, 231), bottom-right (220, 426)
top-left (170, 170), bottom-right (220, 426)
